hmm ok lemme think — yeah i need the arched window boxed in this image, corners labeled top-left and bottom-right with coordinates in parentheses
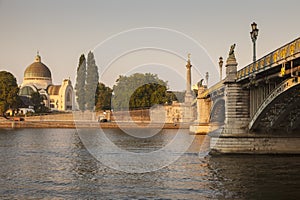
top-left (66, 90), bottom-right (71, 102)
top-left (20, 86), bottom-right (35, 96)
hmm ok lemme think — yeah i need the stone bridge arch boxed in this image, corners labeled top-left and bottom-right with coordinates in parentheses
top-left (210, 98), bottom-right (225, 123)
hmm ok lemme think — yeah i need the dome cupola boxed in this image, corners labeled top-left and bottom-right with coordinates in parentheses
top-left (24, 52), bottom-right (52, 79)
top-left (22, 52), bottom-right (52, 89)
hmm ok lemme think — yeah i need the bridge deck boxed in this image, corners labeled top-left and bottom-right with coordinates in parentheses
top-left (237, 37), bottom-right (300, 82)
top-left (203, 37), bottom-right (300, 100)
top-left (198, 80), bottom-right (225, 99)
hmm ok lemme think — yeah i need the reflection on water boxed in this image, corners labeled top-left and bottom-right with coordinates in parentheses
top-left (0, 128), bottom-right (299, 199)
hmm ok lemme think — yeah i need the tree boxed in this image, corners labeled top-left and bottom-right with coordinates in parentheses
top-left (30, 92), bottom-right (48, 113)
top-left (112, 73), bottom-right (169, 110)
top-left (85, 51), bottom-right (99, 111)
top-left (0, 71), bottom-right (20, 116)
top-left (130, 83), bottom-right (168, 109)
top-left (30, 92), bottom-right (41, 112)
top-left (95, 82), bottom-right (112, 111)
top-left (75, 54), bottom-right (86, 111)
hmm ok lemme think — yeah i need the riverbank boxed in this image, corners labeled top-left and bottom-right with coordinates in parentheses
top-left (0, 120), bottom-right (190, 129)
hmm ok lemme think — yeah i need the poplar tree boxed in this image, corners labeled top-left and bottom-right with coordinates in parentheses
top-left (75, 54), bottom-right (86, 111)
top-left (85, 51), bottom-right (99, 111)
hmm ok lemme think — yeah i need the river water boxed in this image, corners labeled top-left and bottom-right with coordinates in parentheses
top-left (0, 128), bottom-right (299, 199)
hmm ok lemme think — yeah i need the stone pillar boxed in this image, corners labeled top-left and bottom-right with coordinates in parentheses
top-left (184, 57), bottom-right (193, 104)
top-left (189, 84), bottom-right (212, 134)
top-left (197, 85), bottom-right (211, 124)
top-left (223, 49), bottom-right (250, 134)
top-left (182, 55), bottom-right (195, 123)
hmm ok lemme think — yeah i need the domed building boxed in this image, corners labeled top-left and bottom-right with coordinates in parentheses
top-left (19, 53), bottom-right (74, 111)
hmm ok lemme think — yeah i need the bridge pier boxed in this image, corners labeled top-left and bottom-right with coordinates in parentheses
top-left (197, 85), bottom-right (211, 124)
top-left (210, 134), bottom-right (300, 154)
top-left (222, 48), bottom-right (250, 135)
top-left (223, 83), bottom-right (250, 134)
top-left (189, 85), bottom-right (214, 134)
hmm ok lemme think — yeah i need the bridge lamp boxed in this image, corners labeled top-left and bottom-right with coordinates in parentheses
top-left (250, 22), bottom-right (259, 62)
top-left (219, 57), bottom-right (223, 81)
top-left (205, 72), bottom-right (209, 86)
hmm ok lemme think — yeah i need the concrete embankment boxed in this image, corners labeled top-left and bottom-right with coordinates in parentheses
top-left (0, 120), bottom-right (189, 129)
top-left (0, 112), bottom-right (191, 129)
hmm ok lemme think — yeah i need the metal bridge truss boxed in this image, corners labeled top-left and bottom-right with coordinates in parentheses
top-left (249, 77), bottom-right (300, 132)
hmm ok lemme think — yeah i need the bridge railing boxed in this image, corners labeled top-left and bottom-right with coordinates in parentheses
top-left (198, 80), bottom-right (225, 99)
top-left (237, 37), bottom-right (300, 81)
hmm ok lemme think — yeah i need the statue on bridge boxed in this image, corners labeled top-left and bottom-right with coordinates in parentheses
top-left (198, 79), bottom-right (204, 87)
top-left (229, 44), bottom-right (236, 57)
top-left (227, 43), bottom-right (237, 62)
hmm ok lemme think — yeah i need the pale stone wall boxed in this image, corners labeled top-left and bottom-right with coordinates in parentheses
top-left (211, 136), bottom-right (300, 154)
top-left (111, 110), bottom-right (150, 122)
top-left (150, 101), bottom-right (196, 123)
top-left (58, 79), bottom-right (73, 111)
top-left (198, 98), bottom-right (211, 124)
top-left (49, 95), bottom-right (60, 110)
top-left (48, 79), bottom-right (74, 111)
top-left (223, 83), bottom-right (250, 134)
top-left (25, 113), bottom-right (74, 121)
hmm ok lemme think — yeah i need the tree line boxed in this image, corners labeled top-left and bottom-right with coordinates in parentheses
top-left (0, 52), bottom-right (183, 116)
top-left (111, 73), bottom-right (178, 111)
top-left (75, 53), bottom-right (181, 112)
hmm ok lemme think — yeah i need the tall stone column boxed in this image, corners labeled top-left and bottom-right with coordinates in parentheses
top-left (181, 54), bottom-right (195, 123)
top-left (184, 55), bottom-right (193, 104)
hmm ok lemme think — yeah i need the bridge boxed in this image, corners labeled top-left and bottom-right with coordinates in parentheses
top-left (191, 37), bottom-right (300, 154)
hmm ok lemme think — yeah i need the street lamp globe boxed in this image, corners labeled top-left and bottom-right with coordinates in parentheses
top-left (205, 72), bottom-right (209, 86)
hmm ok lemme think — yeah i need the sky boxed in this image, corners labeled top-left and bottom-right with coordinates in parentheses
top-left (0, 0), bottom-right (300, 91)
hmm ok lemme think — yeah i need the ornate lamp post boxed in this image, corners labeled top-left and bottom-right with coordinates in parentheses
top-left (219, 57), bottom-right (223, 81)
top-left (250, 22), bottom-right (259, 62)
top-left (205, 72), bottom-right (209, 86)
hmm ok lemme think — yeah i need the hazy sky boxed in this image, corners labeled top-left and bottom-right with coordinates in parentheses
top-left (1, 0), bottom-right (299, 90)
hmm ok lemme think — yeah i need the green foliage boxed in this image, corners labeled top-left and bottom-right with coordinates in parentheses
top-left (0, 71), bottom-right (20, 115)
top-left (112, 73), bottom-right (169, 110)
top-left (30, 92), bottom-right (42, 109)
top-left (95, 82), bottom-right (112, 111)
top-left (166, 91), bottom-right (178, 104)
top-left (86, 51), bottom-right (99, 111)
top-left (30, 92), bottom-right (49, 113)
top-left (75, 54), bottom-right (86, 111)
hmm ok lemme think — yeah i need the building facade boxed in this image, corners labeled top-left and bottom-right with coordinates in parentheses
top-left (19, 53), bottom-right (74, 111)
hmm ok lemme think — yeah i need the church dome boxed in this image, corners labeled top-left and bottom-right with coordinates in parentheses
top-left (22, 53), bottom-right (53, 89)
top-left (24, 54), bottom-right (52, 78)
